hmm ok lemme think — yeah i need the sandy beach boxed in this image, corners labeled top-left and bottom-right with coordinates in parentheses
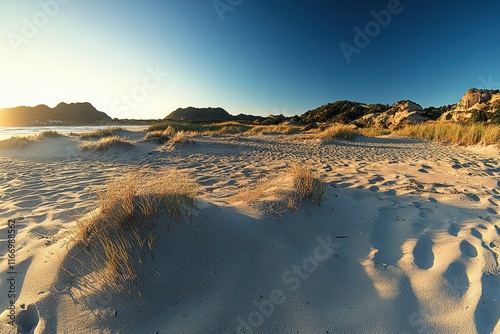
top-left (1, 130), bottom-right (499, 333)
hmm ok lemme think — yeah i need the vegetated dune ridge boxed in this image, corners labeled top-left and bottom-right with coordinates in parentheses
top-left (0, 130), bottom-right (499, 333)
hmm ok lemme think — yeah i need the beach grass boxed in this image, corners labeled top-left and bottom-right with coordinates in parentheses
top-left (73, 170), bottom-right (198, 292)
top-left (317, 124), bottom-right (359, 140)
top-left (79, 127), bottom-right (124, 139)
top-left (232, 165), bottom-right (324, 214)
top-left (80, 135), bottom-right (134, 151)
top-left (246, 124), bottom-right (301, 135)
top-left (38, 130), bottom-right (62, 138)
top-left (148, 120), bottom-right (252, 134)
top-left (394, 122), bottom-right (500, 146)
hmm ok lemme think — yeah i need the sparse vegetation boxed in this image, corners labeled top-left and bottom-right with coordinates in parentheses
top-left (143, 126), bottom-right (175, 143)
top-left (394, 123), bottom-right (500, 146)
top-left (73, 170), bottom-right (198, 292)
top-left (80, 135), bottom-right (134, 151)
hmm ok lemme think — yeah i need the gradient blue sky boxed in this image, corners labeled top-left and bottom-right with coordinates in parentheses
top-left (1, 0), bottom-right (499, 119)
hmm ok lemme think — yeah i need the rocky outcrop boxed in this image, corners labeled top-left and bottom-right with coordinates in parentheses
top-left (357, 100), bottom-right (428, 129)
top-left (438, 89), bottom-right (500, 122)
top-left (456, 89), bottom-right (498, 110)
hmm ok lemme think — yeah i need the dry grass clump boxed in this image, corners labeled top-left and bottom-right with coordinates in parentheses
top-left (38, 130), bottom-right (62, 138)
top-left (79, 127), bottom-right (123, 139)
top-left (0, 136), bottom-right (35, 149)
top-left (232, 165), bottom-right (324, 214)
top-left (73, 170), bottom-right (198, 292)
top-left (171, 131), bottom-right (197, 144)
top-left (143, 126), bottom-right (175, 143)
top-left (246, 124), bottom-right (300, 135)
top-left (358, 127), bottom-right (391, 137)
top-left (80, 135), bottom-right (134, 151)
top-left (317, 124), bottom-right (359, 140)
top-left (394, 123), bottom-right (500, 146)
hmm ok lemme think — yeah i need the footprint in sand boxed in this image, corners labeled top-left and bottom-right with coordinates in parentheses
top-left (460, 240), bottom-right (478, 258)
top-left (16, 305), bottom-right (39, 334)
top-left (474, 273), bottom-right (500, 334)
top-left (443, 260), bottom-right (469, 298)
top-left (412, 235), bottom-right (435, 270)
top-left (471, 228), bottom-right (483, 240)
top-left (448, 223), bottom-right (461, 237)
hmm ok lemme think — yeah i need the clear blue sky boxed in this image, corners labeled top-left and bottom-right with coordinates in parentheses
top-left (1, 0), bottom-right (499, 119)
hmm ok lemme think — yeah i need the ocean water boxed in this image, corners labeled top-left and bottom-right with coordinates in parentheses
top-left (0, 126), bottom-right (146, 141)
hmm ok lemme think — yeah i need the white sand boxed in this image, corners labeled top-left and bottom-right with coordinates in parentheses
top-left (0, 132), bottom-right (499, 333)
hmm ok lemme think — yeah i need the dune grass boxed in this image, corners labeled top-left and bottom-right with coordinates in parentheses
top-left (317, 124), bottom-right (359, 140)
top-left (148, 121), bottom-right (253, 135)
top-left (79, 127), bottom-right (124, 139)
top-left (246, 124), bottom-right (301, 135)
top-left (232, 165), bottom-right (324, 214)
top-left (73, 169), bottom-right (198, 292)
top-left (80, 135), bottom-right (134, 151)
top-left (143, 126), bottom-right (176, 143)
top-left (358, 127), bottom-right (391, 137)
top-left (38, 130), bottom-right (62, 138)
top-left (394, 123), bottom-right (500, 146)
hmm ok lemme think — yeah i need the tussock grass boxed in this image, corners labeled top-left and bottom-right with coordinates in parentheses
top-left (143, 126), bottom-right (175, 143)
top-left (394, 123), bottom-right (500, 146)
top-left (170, 131), bottom-right (197, 144)
top-left (79, 127), bottom-right (124, 139)
top-left (38, 130), bottom-right (62, 138)
top-left (317, 125), bottom-right (359, 140)
top-left (80, 135), bottom-right (134, 151)
top-left (72, 170), bottom-right (198, 292)
top-left (0, 136), bottom-right (34, 149)
top-left (246, 124), bottom-right (300, 135)
top-left (232, 165), bottom-right (324, 214)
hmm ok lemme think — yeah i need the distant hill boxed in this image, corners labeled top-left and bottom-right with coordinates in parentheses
top-left (165, 107), bottom-right (260, 122)
top-left (0, 102), bottom-right (112, 126)
top-left (300, 101), bottom-right (391, 124)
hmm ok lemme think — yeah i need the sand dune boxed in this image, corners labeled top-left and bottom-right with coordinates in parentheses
top-left (1, 131), bottom-right (499, 333)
